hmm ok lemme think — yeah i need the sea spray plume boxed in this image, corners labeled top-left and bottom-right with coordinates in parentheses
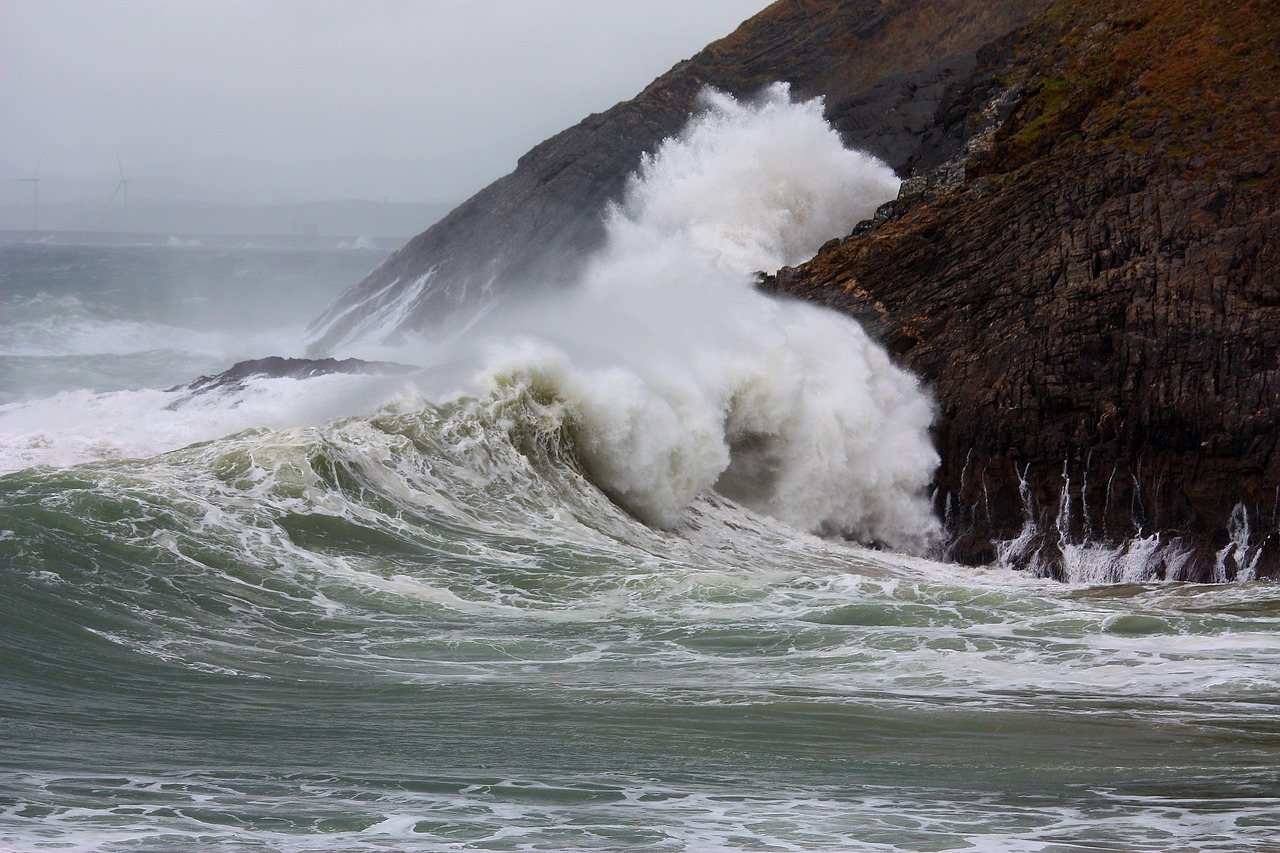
top-left (611, 84), bottom-right (901, 275)
top-left (471, 85), bottom-right (940, 552)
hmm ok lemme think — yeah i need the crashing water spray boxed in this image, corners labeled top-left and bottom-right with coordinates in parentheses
top-left (465, 84), bottom-right (939, 551)
top-left (0, 85), bottom-right (940, 553)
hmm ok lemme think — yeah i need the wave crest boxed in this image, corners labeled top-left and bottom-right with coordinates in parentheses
top-left (461, 84), bottom-right (938, 551)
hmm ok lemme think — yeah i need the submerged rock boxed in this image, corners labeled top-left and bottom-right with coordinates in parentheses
top-left (168, 356), bottom-right (416, 399)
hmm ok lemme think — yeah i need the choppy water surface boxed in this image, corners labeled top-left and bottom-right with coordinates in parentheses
top-left (4, 391), bottom-right (1278, 852)
top-left (0, 236), bottom-right (386, 403)
top-left (2, 89), bottom-right (1278, 851)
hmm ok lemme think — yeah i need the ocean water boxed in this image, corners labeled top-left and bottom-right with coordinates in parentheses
top-left (2, 87), bottom-right (1279, 852)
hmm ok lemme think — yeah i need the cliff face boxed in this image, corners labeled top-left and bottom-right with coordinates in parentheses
top-left (307, 0), bottom-right (1277, 581)
top-left (306, 0), bottom-right (1048, 353)
top-left (769, 0), bottom-right (1279, 580)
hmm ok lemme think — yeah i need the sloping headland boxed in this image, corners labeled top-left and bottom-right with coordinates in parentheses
top-left (306, 0), bottom-right (1048, 352)
top-left (767, 0), bottom-right (1279, 580)
top-left (308, 0), bottom-right (1278, 581)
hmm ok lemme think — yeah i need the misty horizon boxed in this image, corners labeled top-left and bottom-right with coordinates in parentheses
top-left (2, 0), bottom-right (769, 222)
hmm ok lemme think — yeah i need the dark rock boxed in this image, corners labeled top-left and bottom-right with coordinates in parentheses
top-left (825, 54), bottom-right (979, 175)
top-left (306, 0), bottom-right (1050, 354)
top-left (770, 0), bottom-right (1280, 581)
top-left (168, 356), bottom-right (416, 399)
top-left (303, 0), bottom-right (1276, 582)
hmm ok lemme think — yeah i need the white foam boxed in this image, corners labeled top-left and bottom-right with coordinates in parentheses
top-left (4, 85), bottom-right (938, 553)
top-left (611, 85), bottom-right (899, 276)
top-left (8, 768), bottom-right (1278, 853)
top-left (462, 85), bottom-right (937, 551)
top-left (0, 373), bottom-right (407, 474)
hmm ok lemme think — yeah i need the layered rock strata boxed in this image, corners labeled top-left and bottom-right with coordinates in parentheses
top-left (306, 0), bottom-right (1277, 581)
top-left (769, 0), bottom-right (1279, 580)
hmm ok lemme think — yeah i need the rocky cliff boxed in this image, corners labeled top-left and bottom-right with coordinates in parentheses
top-left (768, 0), bottom-right (1279, 580)
top-left (308, 0), bottom-right (1277, 582)
top-left (306, 0), bottom-right (1048, 353)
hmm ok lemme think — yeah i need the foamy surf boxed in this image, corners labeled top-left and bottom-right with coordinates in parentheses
top-left (2, 85), bottom-right (936, 551)
top-left (3, 83), bottom-right (1279, 851)
top-left (4, 387), bottom-right (1278, 851)
top-left (410, 85), bottom-right (938, 550)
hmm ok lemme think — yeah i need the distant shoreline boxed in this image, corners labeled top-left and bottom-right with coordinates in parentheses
top-left (0, 196), bottom-right (456, 242)
top-left (0, 228), bottom-right (403, 250)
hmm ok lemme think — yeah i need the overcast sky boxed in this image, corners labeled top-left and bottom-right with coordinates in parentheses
top-left (1, 0), bottom-right (771, 205)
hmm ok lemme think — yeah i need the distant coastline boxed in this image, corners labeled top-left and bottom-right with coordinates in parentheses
top-left (0, 228), bottom-right (402, 251)
top-left (0, 197), bottom-right (456, 242)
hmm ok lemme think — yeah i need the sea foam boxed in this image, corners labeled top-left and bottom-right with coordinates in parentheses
top-left (0, 85), bottom-right (939, 552)
top-left (462, 84), bottom-right (939, 551)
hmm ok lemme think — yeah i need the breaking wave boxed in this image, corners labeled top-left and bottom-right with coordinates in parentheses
top-left (440, 84), bottom-right (936, 549)
top-left (3, 84), bottom-right (937, 551)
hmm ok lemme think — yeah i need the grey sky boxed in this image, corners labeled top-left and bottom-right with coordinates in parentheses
top-left (1, 0), bottom-right (770, 205)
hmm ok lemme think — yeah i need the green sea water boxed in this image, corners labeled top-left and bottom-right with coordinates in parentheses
top-left (2, 256), bottom-right (1278, 850)
top-left (3, 90), bottom-right (1279, 850)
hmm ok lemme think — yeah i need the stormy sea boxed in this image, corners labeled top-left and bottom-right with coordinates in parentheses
top-left (2, 88), bottom-right (1278, 852)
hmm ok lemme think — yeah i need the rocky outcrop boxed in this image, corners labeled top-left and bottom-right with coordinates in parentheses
top-left (306, 0), bottom-right (1049, 354)
top-left (304, 0), bottom-right (1276, 582)
top-left (167, 357), bottom-right (415, 404)
top-left (768, 0), bottom-right (1279, 581)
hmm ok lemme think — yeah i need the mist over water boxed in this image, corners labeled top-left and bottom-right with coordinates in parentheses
top-left (0, 240), bottom-right (389, 469)
top-left (3, 86), bottom-right (1278, 853)
top-left (4, 86), bottom-right (936, 548)
top-left (451, 85), bottom-right (936, 549)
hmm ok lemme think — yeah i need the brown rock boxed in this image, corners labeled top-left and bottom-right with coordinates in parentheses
top-left (771, 0), bottom-right (1280, 580)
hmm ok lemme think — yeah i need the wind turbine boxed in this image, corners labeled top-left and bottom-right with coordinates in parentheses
top-left (108, 154), bottom-right (130, 231)
top-left (12, 159), bottom-right (42, 230)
